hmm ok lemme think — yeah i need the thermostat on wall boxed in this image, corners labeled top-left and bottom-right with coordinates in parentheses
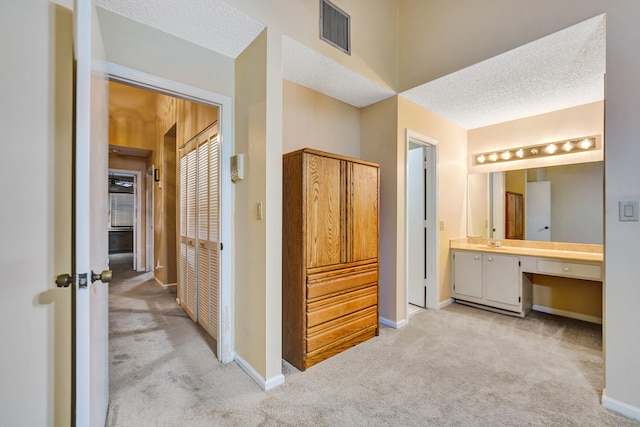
top-left (231, 153), bottom-right (244, 183)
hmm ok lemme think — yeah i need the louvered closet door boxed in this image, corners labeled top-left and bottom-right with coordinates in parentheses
top-left (196, 127), bottom-right (220, 340)
top-left (178, 123), bottom-right (220, 341)
top-left (179, 140), bottom-right (198, 322)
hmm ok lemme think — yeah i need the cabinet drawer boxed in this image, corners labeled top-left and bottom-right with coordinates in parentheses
top-left (307, 285), bottom-right (377, 327)
top-left (307, 306), bottom-right (377, 352)
top-left (536, 260), bottom-right (602, 280)
top-left (307, 266), bottom-right (377, 299)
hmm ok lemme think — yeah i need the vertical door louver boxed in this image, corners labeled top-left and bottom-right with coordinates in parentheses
top-left (178, 123), bottom-right (220, 340)
top-left (320, 0), bottom-right (350, 54)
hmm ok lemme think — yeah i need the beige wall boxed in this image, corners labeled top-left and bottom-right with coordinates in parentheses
top-left (283, 80), bottom-right (361, 158)
top-left (97, 8), bottom-right (235, 98)
top-left (398, 97), bottom-right (468, 309)
top-left (234, 30), bottom-right (270, 378)
top-left (468, 102), bottom-right (604, 174)
top-left (362, 96), bottom-right (467, 322)
top-left (361, 96), bottom-right (399, 321)
top-left (227, 0), bottom-right (398, 90)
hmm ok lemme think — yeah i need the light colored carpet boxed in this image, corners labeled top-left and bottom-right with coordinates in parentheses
top-left (106, 254), bottom-right (638, 426)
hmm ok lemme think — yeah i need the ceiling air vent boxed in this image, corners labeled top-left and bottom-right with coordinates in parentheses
top-left (320, 0), bottom-right (350, 55)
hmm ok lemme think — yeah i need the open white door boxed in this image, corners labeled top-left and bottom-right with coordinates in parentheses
top-left (74, 0), bottom-right (110, 425)
top-left (525, 181), bottom-right (551, 241)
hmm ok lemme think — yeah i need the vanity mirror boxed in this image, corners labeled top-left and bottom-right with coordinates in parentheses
top-left (467, 161), bottom-right (603, 244)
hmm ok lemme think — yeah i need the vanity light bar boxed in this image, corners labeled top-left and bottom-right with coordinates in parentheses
top-left (473, 135), bottom-right (600, 166)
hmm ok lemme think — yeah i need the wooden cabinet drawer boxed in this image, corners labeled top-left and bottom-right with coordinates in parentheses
top-left (536, 260), bottom-right (602, 280)
top-left (307, 285), bottom-right (377, 327)
top-left (307, 265), bottom-right (377, 299)
top-left (307, 306), bottom-right (377, 352)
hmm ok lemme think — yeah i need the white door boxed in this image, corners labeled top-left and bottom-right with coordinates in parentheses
top-left (526, 181), bottom-right (551, 241)
top-left (408, 146), bottom-right (426, 307)
top-left (178, 124), bottom-right (221, 343)
top-left (74, 0), bottom-right (110, 425)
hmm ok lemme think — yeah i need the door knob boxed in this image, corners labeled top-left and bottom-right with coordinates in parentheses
top-left (91, 270), bottom-right (113, 284)
top-left (55, 274), bottom-right (73, 288)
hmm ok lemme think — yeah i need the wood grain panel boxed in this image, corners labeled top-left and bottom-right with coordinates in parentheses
top-left (307, 286), bottom-right (377, 327)
top-left (306, 306), bottom-right (377, 352)
top-left (305, 154), bottom-right (343, 268)
top-left (350, 162), bottom-right (379, 262)
top-left (305, 326), bottom-right (378, 369)
top-left (307, 268), bottom-right (377, 299)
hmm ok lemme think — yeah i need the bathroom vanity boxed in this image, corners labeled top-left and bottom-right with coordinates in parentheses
top-left (450, 238), bottom-right (603, 318)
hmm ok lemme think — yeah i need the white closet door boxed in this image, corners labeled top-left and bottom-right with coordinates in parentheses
top-left (178, 123), bottom-right (220, 342)
top-left (197, 129), bottom-right (220, 340)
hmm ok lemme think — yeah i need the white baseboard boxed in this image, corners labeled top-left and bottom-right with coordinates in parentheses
top-left (602, 391), bottom-right (640, 421)
top-left (233, 352), bottom-right (285, 391)
top-left (379, 316), bottom-right (407, 329)
top-left (439, 298), bottom-right (454, 309)
top-left (153, 276), bottom-right (177, 288)
top-left (532, 304), bottom-right (602, 324)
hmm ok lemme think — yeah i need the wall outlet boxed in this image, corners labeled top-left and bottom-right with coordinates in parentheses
top-left (439, 221), bottom-right (445, 231)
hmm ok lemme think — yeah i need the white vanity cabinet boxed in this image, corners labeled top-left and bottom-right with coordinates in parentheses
top-left (451, 250), bottom-right (531, 316)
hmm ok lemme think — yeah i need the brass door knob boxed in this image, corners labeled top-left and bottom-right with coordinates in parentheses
top-left (56, 274), bottom-right (73, 288)
top-left (91, 270), bottom-right (113, 284)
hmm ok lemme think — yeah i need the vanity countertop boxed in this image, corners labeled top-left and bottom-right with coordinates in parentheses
top-left (450, 238), bottom-right (603, 263)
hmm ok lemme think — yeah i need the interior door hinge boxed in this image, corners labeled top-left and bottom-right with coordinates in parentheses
top-left (519, 296), bottom-right (521, 303)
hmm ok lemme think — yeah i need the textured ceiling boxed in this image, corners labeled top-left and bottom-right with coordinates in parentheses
top-left (400, 14), bottom-right (606, 130)
top-left (283, 36), bottom-right (396, 108)
top-left (95, 0), bottom-right (265, 58)
top-left (96, 2), bottom-right (605, 128)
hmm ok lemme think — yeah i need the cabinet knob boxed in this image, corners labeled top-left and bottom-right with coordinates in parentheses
top-left (474, 255), bottom-right (480, 260)
top-left (563, 267), bottom-right (570, 272)
top-left (487, 256), bottom-right (493, 261)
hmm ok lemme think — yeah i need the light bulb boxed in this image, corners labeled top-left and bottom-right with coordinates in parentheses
top-left (545, 144), bottom-right (558, 154)
top-left (488, 153), bottom-right (498, 162)
top-left (579, 138), bottom-right (593, 149)
top-left (501, 151), bottom-right (512, 160)
top-left (477, 154), bottom-right (486, 164)
top-left (562, 141), bottom-right (573, 152)
top-left (515, 149), bottom-right (524, 158)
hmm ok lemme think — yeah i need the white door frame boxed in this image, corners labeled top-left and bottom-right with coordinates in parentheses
top-left (109, 168), bottom-right (143, 271)
top-left (405, 129), bottom-right (439, 321)
top-left (106, 63), bottom-right (235, 363)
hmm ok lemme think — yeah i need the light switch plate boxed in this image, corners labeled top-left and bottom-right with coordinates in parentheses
top-left (619, 200), bottom-right (639, 222)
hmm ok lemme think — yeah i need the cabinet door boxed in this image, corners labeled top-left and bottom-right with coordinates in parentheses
top-left (306, 154), bottom-right (344, 268)
top-left (452, 251), bottom-right (483, 298)
top-left (350, 162), bottom-right (379, 262)
top-left (485, 254), bottom-right (520, 306)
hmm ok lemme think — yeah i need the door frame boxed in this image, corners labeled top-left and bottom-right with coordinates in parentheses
top-left (404, 129), bottom-right (439, 319)
top-left (109, 168), bottom-right (143, 270)
top-left (107, 62), bottom-right (235, 363)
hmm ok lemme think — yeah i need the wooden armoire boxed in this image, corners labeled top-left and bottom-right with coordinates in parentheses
top-left (282, 148), bottom-right (380, 371)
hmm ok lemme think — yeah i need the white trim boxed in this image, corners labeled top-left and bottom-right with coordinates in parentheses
top-left (106, 63), bottom-right (235, 364)
top-left (109, 168), bottom-right (143, 271)
top-left (404, 129), bottom-right (440, 326)
top-left (379, 316), bottom-right (407, 329)
top-left (602, 392), bottom-right (640, 421)
top-left (234, 353), bottom-right (285, 391)
top-left (439, 298), bottom-right (454, 309)
top-left (153, 276), bottom-right (177, 288)
top-left (532, 304), bottom-right (602, 324)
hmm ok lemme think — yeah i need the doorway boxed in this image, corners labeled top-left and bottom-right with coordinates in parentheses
top-left (405, 130), bottom-right (439, 318)
top-left (108, 170), bottom-right (143, 270)
top-left (107, 63), bottom-right (234, 364)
